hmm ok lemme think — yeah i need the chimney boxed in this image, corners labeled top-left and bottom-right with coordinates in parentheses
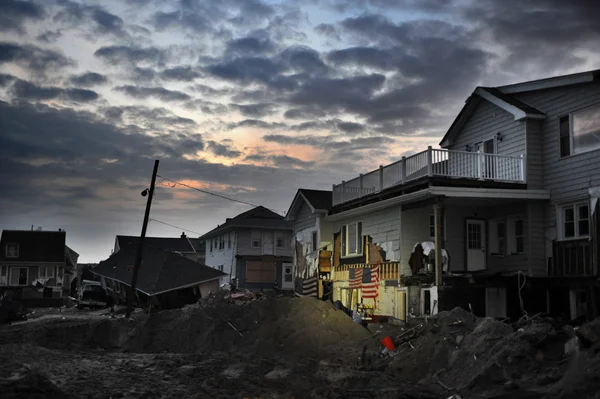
top-left (58, 228), bottom-right (62, 232)
top-left (181, 232), bottom-right (186, 238)
top-left (31, 225), bottom-right (33, 231)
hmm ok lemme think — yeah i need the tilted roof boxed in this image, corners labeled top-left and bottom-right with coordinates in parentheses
top-left (116, 235), bottom-right (196, 253)
top-left (92, 244), bottom-right (224, 296)
top-left (285, 189), bottom-right (332, 221)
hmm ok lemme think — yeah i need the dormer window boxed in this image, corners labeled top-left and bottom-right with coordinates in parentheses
top-left (5, 243), bottom-right (18, 258)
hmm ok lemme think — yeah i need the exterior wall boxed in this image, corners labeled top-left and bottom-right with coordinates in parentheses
top-left (443, 201), bottom-right (546, 276)
top-left (445, 99), bottom-right (526, 159)
top-left (1, 263), bottom-right (65, 298)
top-left (236, 228), bottom-right (294, 258)
top-left (204, 232), bottom-right (237, 285)
top-left (295, 202), bottom-right (317, 232)
top-left (235, 257), bottom-right (292, 290)
top-left (199, 279), bottom-right (219, 297)
top-left (525, 119), bottom-right (544, 189)
top-left (330, 205), bottom-right (402, 265)
top-left (514, 81), bottom-right (600, 236)
top-left (400, 205), bottom-right (437, 274)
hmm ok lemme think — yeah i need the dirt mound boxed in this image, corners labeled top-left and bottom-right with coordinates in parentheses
top-left (124, 296), bottom-right (374, 361)
top-left (0, 366), bottom-right (69, 399)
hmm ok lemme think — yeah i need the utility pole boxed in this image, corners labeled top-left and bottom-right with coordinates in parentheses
top-left (126, 159), bottom-right (159, 318)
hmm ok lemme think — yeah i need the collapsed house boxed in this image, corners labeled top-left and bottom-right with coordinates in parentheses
top-left (92, 244), bottom-right (225, 310)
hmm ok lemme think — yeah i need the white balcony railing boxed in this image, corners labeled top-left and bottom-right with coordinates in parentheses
top-left (332, 147), bottom-right (525, 206)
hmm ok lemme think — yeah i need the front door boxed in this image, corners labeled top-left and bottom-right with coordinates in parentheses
top-left (466, 219), bottom-right (486, 271)
top-left (281, 263), bottom-right (294, 290)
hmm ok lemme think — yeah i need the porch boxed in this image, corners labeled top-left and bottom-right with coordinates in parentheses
top-left (332, 146), bottom-right (525, 206)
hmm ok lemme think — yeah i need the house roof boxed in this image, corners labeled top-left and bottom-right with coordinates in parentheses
top-left (116, 235), bottom-right (197, 253)
top-left (200, 206), bottom-right (292, 239)
top-left (0, 230), bottom-right (74, 263)
top-left (285, 189), bottom-right (332, 221)
top-left (92, 244), bottom-right (225, 296)
top-left (440, 69), bottom-right (600, 147)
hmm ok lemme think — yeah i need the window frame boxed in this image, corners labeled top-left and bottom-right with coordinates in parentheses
top-left (5, 243), bottom-right (19, 258)
top-left (559, 103), bottom-right (600, 159)
top-left (9, 267), bottom-right (28, 286)
top-left (275, 234), bottom-right (285, 248)
top-left (341, 221), bottom-right (363, 258)
top-left (311, 231), bottom-right (318, 252)
top-left (429, 214), bottom-right (446, 241)
top-left (39, 266), bottom-right (55, 278)
top-left (559, 201), bottom-right (590, 240)
top-left (489, 218), bottom-right (506, 256)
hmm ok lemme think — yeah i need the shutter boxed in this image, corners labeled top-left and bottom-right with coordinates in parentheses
top-left (341, 226), bottom-right (347, 256)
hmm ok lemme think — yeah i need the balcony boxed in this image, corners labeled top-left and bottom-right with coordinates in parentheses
top-left (332, 147), bottom-right (525, 206)
top-left (332, 262), bottom-right (402, 281)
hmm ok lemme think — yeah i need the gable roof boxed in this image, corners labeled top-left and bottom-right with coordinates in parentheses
top-left (285, 189), bottom-right (332, 221)
top-left (440, 69), bottom-right (600, 148)
top-left (92, 244), bottom-right (224, 296)
top-left (0, 230), bottom-right (72, 263)
top-left (116, 235), bottom-right (197, 253)
top-left (200, 206), bottom-right (291, 239)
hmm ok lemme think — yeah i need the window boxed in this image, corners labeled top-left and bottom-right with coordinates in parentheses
top-left (246, 261), bottom-right (276, 282)
top-left (9, 267), bottom-right (28, 286)
top-left (560, 105), bottom-right (600, 157)
top-left (218, 265), bottom-right (224, 272)
top-left (252, 239), bottom-right (261, 248)
top-left (251, 230), bottom-right (261, 248)
top-left (341, 221), bottom-right (362, 257)
top-left (561, 202), bottom-right (590, 239)
top-left (560, 115), bottom-right (571, 157)
top-left (429, 214), bottom-right (445, 240)
top-left (228, 233), bottom-right (231, 249)
top-left (489, 219), bottom-right (506, 255)
top-left (39, 266), bottom-right (54, 278)
top-left (219, 235), bottom-right (224, 250)
top-left (312, 231), bottom-right (318, 252)
top-left (276, 235), bottom-right (284, 248)
top-left (5, 243), bottom-right (18, 258)
top-left (514, 220), bottom-right (524, 253)
top-left (210, 239), bottom-right (213, 252)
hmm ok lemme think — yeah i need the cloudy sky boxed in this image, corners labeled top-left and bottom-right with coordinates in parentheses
top-left (1, 0), bottom-right (599, 262)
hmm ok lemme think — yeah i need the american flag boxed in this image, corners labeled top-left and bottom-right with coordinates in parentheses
top-left (349, 268), bottom-right (363, 289)
top-left (362, 264), bottom-right (380, 299)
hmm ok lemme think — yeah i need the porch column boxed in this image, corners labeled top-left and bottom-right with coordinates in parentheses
top-left (434, 204), bottom-right (443, 286)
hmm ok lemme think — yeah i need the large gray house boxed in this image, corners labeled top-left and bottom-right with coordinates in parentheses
top-left (326, 69), bottom-right (600, 321)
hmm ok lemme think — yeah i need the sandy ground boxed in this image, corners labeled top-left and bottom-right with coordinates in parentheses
top-left (1, 297), bottom-right (600, 399)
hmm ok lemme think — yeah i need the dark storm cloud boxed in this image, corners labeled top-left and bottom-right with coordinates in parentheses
top-left (9, 79), bottom-right (99, 102)
top-left (184, 99), bottom-right (229, 115)
top-left (229, 103), bottom-right (278, 118)
top-left (159, 66), bottom-right (202, 82)
top-left (207, 140), bottom-right (242, 158)
top-left (314, 23), bottom-right (340, 40)
top-left (53, 0), bottom-right (127, 38)
top-left (130, 67), bottom-right (157, 82)
top-left (278, 46), bottom-right (329, 75)
top-left (336, 121), bottom-right (365, 134)
top-left (188, 84), bottom-right (231, 97)
top-left (326, 47), bottom-right (397, 70)
top-left (270, 155), bottom-right (314, 168)
top-left (227, 119), bottom-right (286, 130)
top-left (150, 10), bottom-right (214, 35)
top-left (103, 106), bottom-right (196, 130)
top-left (114, 85), bottom-right (191, 102)
top-left (283, 106), bottom-right (329, 119)
top-left (225, 36), bottom-right (276, 56)
top-left (94, 45), bottom-right (168, 66)
top-left (0, 42), bottom-right (75, 76)
top-left (0, 0), bottom-right (44, 34)
top-left (206, 57), bottom-right (283, 85)
top-left (36, 29), bottom-right (63, 43)
top-left (0, 74), bottom-right (16, 87)
top-left (69, 72), bottom-right (108, 87)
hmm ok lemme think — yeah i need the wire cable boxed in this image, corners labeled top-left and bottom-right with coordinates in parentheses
top-left (155, 174), bottom-right (285, 215)
top-left (149, 218), bottom-right (206, 236)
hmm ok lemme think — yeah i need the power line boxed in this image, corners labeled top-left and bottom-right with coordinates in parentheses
top-left (149, 218), bottom-right (206, 236)
top-left (155, 174), bottom-right (285, 215)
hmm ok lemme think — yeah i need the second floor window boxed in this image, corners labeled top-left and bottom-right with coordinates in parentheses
top-left (341, 221), bottom-right (362, 257)
top-left (5, 243), bottom-right (18, 258)
top-left (559, 104), bottom-right (600, 157)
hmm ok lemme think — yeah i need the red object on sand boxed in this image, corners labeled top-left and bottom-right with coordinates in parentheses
top-left (381, 336), bottom-right (396, 351)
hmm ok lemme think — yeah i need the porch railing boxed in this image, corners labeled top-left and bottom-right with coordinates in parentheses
top-left (550, 239), bottom-right (596, 277)
top-left (332, 262), bottom-right (402, 281)
top-left (333, 147), bottom-right (525, 206)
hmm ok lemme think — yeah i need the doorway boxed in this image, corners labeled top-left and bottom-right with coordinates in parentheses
top-left (466, 219), bottom-right (486, 270)
top-left (475, 138), bottom-right (496, 179)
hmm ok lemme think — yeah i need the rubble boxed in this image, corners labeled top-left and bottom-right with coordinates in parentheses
top-left (2, 300), bottom-right (600, 398)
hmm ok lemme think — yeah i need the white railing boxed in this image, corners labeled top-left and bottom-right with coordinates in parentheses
top-left (332, 146), bottom-right (525, 205)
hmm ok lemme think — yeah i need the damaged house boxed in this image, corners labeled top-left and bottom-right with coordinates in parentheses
top-left (92, 244), bottom-right (224, 310)
top-left (285, 189), bottom-right (333, 297)
top-left (201, 206), bottom-right (294, 291)
top-left (114, 233), bottom-right (205, 265)
top-left (328, 69), bottom-right (600, 322)
top-left (0, 229), bottom-right (79, 306)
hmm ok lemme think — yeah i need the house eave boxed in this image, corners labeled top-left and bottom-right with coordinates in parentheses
top-left (475, 87), bottom-right (545, 121)
top-left (499, 70), bottom-right (598, 94)
top-left (429, 186), bottom-right (551, 200)
top-left (149, 276), bottom-right (224, 296)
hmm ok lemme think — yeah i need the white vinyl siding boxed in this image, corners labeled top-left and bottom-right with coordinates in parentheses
top-left (560, 104), bottom-right (600, 157)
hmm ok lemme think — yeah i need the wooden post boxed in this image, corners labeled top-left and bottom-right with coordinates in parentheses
top-left (126, 159), bottom-right (159, 318)
top-left (427, 146), bottom-right (433, 177)
top-left (359, 173), bottom-right (364, 194)
top-left (379, 165), bottom-right (384, 191)
top-left (434, 204), bottom-right (443, 287)
top-left (520, 154), bottom-right (527, 182)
